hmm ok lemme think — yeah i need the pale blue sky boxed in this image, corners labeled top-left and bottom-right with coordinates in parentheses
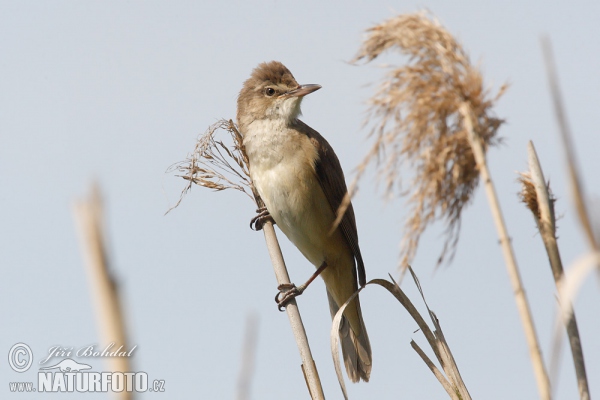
top-left (1, 1), bottom-right (599, 399)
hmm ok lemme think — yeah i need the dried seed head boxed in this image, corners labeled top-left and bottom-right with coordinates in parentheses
top-left (518, 172), bottom-right (557, 227)
top-left (353, 12), bottom-right (507, 267)
top-left (167, 119), bottom-right (253, 213)
top-left (518, 173), bottom-right (541, 221)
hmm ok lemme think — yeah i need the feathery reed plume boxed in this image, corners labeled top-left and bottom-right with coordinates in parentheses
top-left (167, 119), bottom-right (253, 213)
top-left (171, 119), bottom-right (325, 399)
top-left (519, 174), bottom-right (546, 223)
top-left (352, 12), bottom-right (506, 267)
top-left (73, 183), bottom-right (132, 400)
top-left (518, 142), bottom-right (589, 400)
top-left (353, 12), bottom-right (551, 399)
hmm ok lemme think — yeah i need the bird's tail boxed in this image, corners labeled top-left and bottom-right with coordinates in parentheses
top-left (327, 290), bottom-right (372, 382)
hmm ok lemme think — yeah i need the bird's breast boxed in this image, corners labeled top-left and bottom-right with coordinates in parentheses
top-left (243, 120), bottom-right (342, 267)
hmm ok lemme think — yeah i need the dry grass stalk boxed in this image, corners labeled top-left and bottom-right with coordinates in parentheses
top-left (519, 142), bottom-right (589, 400)
top-left (330, 270), bottom-right (471, 400)
top-left (541, 37), bottom-right (598, 398)
top-left (172, 120), bottom-right (325, 399)
top-left (236, 313), bottom-right (259, 400)
top-left (541, 37), bottom-right (599, 253)
top-left (73, 183), bottom-right (132, 400)
top-left (461, 104), bottom-right (551, 399)
top-left (260, 219), bottom-right (325, 400)
top-left (351, 12), bottom-right (506, 267)
top-left (541, 39), bottom-right (599, 322)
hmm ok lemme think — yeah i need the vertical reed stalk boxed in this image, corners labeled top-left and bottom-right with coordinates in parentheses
top-left (461, 105), bottom-right (551, 400)
top-left (520, 142), bottom-right (589, 400)
top-left (260, 219), bottom-right (325, 400)
top-left (236, 313), bottom-right (259, 400)
top-left (73, 183), bottom-right (132, 400)
top-left (171, 120), bottom-right (324, 399)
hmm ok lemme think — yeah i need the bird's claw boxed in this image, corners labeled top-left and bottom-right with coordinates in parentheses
top-left (275, 283), bottom-right (304, 311)
top-left (250, 207), bottom-right (275, 231)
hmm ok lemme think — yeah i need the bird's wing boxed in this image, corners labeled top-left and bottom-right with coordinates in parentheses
top-left (296, 120), bottom-right (366, 287)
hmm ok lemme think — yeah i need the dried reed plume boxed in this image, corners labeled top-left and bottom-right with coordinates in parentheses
top-left (518, 174), bottom-right (555, 228)
top-left (167, 119), bottom-right (253, 212)
top-left (353, 12), bottom-right (552, 399)
top-left (352, 12), bottom-right (506, 267)
top-left (518, 174), bottom-right (543, 221)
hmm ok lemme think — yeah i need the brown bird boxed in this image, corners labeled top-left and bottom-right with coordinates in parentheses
top-left (236, 61), bottom-right (371, 382)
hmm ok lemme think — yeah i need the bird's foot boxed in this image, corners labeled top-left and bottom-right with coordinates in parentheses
top-left (250, 207), bottom-right (275, 231)
top-left (275, 283), bottom-right (306, 311)
top-left (273, 262), bottom-right (329, 311)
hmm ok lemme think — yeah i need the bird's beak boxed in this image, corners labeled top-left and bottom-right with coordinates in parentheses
top-left (279, 84), bottom-right (322, 99)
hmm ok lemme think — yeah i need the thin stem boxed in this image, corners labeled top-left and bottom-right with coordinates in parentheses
top-left (227, 117), bottom-right (325, 399)
top-left (236, 313), bottom-right (259, 400)
top-left (541, 37), bottom-right (598, 252)
top-left (73, 183), bottom-right (132, 400)
top-left (527, 142), bottom-right (590, 400)
top-left (461, 104), bottom-right (551, 400)
top-left (258, 206), bottom-right (325, 399)
top-left (173, 120), bottom-right (324, 397)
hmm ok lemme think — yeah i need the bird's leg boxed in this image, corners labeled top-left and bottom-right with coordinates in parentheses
top-left (275, 261), bottom-right (329, 311)
top-left (250, 207), bottom-right (275, 231)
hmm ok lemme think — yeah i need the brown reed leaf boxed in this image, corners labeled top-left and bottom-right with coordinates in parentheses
top-left (167, 119), bottom-right (253, 213)
top-left (353, 12), bottom-right (507, 267)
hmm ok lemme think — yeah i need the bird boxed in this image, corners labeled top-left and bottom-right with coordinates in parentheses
top-left (236, 61), bottom-right (371, 383)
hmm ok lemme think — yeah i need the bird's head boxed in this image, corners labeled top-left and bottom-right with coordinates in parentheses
top-left (236, 61), bottom-right (321, 131)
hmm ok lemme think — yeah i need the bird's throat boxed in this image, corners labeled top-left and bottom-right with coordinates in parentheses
top-left (266, 97), bottom-right (303, 122)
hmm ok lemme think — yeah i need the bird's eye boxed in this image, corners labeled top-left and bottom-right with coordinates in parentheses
top-left (265, 87), bottom-right (276, 97)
